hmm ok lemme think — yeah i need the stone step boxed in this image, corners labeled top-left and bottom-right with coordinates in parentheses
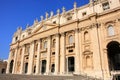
top-left (0, 74), bottom-right (102, 80)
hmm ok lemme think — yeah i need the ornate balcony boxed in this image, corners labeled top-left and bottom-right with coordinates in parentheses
top-left (66, 43), bottom-right (75, 49)
top-left (40, 48), bottom-right (47, 53)
top-left (24, 52), bottom-right (29, 56)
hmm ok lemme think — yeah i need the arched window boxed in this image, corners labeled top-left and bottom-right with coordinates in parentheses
top-left (84, 31), bottom-right (89, 41)
top-left (53, 39), bottom-right (56, 47)
top-left (69, 35), bottom-right (73, 44)
top-left (108, 25), bottom-right (115, 36)
top-left (86, 56), bottom-right (91, 67)
top-left (44, 41), bottom-right (47, 49)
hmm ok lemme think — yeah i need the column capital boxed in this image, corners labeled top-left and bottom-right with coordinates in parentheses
top-left (47, 35), bottom-right (51, 40)
top-left (35, 39), bottom-right (41, 42)
top-left (55, 33), bottom-right (60, 37)
top-left (61, 32), bottom-right (65, 37)
top-left (21, 44), bottom-right (26, 47)
top-left (30, 40), bottom-right (35, 45)
top-left (75, 28), bottom-right (79, 33)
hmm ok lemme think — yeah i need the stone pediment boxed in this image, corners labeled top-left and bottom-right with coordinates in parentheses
top-left (33, 22), bottom-right (58, 33)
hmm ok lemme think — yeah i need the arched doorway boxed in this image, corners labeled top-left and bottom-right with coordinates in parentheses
top-left (107, 41), bottom-right (120, 71)
top-left (1, 68), bottom-right (5, 74)
top-left (33, 65), bottom-right (36, 73)
top-left (9, 60), bottom-right (14, 73)
top-left (51, 64), bottom-right (55, 73)
top-left (24, 63), bottom-right (28, 74)
top-left (68, 57), bottom-right (75, 72)
top-left (41, 60), bottom-right (46, 74)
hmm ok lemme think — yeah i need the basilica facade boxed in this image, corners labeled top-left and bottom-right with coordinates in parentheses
top-left (6, 0), bottom-right (120, 80)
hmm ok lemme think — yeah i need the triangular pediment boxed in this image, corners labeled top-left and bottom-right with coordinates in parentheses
top-left (33, 22), bottom-right (58, 33)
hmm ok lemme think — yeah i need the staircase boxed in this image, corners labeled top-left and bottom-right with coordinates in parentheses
top-left (0, 74), bottom-right (102, 80)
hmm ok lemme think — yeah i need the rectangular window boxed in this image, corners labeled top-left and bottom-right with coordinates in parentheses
top-left (102, 2), bottom-right (110, 10)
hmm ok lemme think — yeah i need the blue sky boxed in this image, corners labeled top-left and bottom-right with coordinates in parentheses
top-left (0, 0), bottom-right (89, 60)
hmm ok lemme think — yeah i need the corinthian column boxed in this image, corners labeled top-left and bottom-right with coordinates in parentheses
top-left (12, 48), bottom-right (18, 74)
top-left (36, 39), bottom-right (41, 74)
top-left (60, 33), bottom-right (65, 74)
top-left (6, 51), bottom-right (12, 74)
top-left (20, 45), bottom-right (25, 74)
top-left (46, 36), bottom-right (51, 74)
top-left (28, 41), bottom-right (34, 74)
top-left (55, 34), bottom-right (60, 74)
top-left (75, 28), bottom-right (80, 74)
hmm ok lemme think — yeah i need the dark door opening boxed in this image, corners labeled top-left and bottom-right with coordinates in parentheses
top-left (51, 64), bottom-right (55, 73)
top-left (9, 60), bottom-right (14, 73)
top-left (107, 41), bottom-right (120, 71)
top-left (68, 57), bottom-right (75, 72)
top-left (33, 65), bottom-right (36, 73)
top-left (25, 63), bottom-right (28, 73)
top-left (41, 60), bottom-right (46, 74)
top-left (1, 68), bottom-right (5, 74)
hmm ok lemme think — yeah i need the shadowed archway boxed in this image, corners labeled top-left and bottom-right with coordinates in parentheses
top-left (107, 41), bottom-right (120, 71)
top-left (24, 63), bottom-right (28, 74)
top-left (41, 60), bottom-right (46, 74)
top-left (68, 57), bottom-right (75, 72)
top-left (9, 60), bottom-right (14, 73)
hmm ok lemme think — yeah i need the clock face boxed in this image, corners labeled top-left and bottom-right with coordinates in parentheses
top-left (43, 26), bottom-right (47, 30)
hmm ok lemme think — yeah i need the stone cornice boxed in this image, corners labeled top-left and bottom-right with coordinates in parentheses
top-left (98, 6), bottom-right (120, 17)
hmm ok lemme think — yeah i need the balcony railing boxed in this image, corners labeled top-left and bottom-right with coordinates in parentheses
top-left (40, 48), bottom-right (47, 53)
top-left (66, 43), bottom-right (75, 49)
top-left (24, 52), bottom-right (29, 56)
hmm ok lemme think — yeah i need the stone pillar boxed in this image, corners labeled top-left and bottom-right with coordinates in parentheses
top-left (91, 24), bottom-right (103, 77)
top-left (20, 45), bottom-right (25, 74)
top-left (46, 36), bottom-right (51, 74)
top-left (28, 41), bottom-right (34, 74)
top-left (39, 61), bottom-right (42, 74)
top-left (36, 39), bottom-right (41, 74)
top-left (103, 49), bottom-right (110, 80)
top-left (55, 34), bottom-right (60, 74)
top-left (6, 51), bottom-right (12, 74)
top-left (60, 33), bottom-right (65, 74)
top-left (12, 48), bottom-right (18, 74)
top-left (78, 29), bottom-right (82, 73)
top-left (75, 28), bottom-right (80, 74)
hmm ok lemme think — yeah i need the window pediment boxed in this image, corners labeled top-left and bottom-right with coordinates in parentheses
top-left (83, 50), bottom-right (92, 55)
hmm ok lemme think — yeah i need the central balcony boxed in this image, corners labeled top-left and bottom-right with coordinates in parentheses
top-left (40, 48), bottom-right (47, 53)
top-left (66, 43), bottom-right (75, 49)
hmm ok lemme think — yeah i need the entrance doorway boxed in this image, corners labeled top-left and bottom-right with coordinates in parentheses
top-left (107, 41), bottom-right (120, 71)
top-left (68, 57), bottom-right (75, 72)
top-left (9, 60), bottom-right (14, 73)
top-left (24, 63), bottom-right (28, 73)
top-left (41, 60), bottom-right (46, 74)
top-left (51, 64), bottom-right (55, 73)
top-left (1, 68), bottom-right (5, 74)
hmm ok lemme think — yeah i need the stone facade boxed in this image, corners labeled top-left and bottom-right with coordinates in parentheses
top-left (6, 0), bottom-right (120, 80)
